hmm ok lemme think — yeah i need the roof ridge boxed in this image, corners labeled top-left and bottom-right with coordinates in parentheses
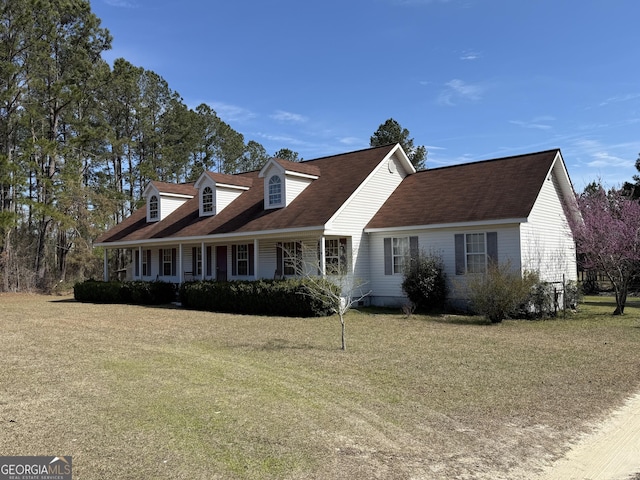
top-left (425, 148), bottom-right (560, 173)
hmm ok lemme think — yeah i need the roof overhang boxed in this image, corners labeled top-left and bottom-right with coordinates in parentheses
top-left (364, 217), bottom-right (528, 234)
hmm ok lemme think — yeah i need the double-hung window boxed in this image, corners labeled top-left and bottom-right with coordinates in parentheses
top-left (282, 241), bottom-right (301, 275)
top-left (384, 236), bottom-right (418, 275)
top-left (236, 244), bottom-right (249, 276)
top-left (325, 238), bottom-right (347, 275)
top-left (392, 237), bottom-right (409, 274)
top-left (455, 232), bottom-right (498, 275)
top-left (163, 249), bottom-right (173, 276)
top-left (142, 249), bottom-right (150, 276)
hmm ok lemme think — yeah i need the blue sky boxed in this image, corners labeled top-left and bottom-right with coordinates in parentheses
top-left (91, 0), bottom-right (640, 191)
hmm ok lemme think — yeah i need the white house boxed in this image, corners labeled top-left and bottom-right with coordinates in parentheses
top-left (94, 144), bottom-right (577, 308)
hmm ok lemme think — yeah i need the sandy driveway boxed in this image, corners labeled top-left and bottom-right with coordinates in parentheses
top-left (537, 391), bottom-right (640, 480)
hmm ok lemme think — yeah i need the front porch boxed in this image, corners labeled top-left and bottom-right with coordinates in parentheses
top-left (100, 235), bottom-right (350, 285)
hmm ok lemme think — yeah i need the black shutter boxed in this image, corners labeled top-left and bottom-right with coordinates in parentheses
top-left (276, 242), bottom-right (283, 275)
top-left (146, 250), bottom-right (151, 276)
top-left (384, 238), bottom-right (392, 275)
top-left (192, 247), bottom-right (197, 274)
top-left (171, 248), bottom-right (177, 276)
top-left (232, 245), bottom-right (237, 276)
top-left (158, 248), bottom-right (163, 275)
top-left (455, 234), bottom-right (465, 275)
top-left (248, 243), bottom-right (255, 276)
top-left (206, 246), bottom-right (212, 276)
top-left (135, 250), bottom-right (140, 277)
top-left (487, 232), bottom-right (498, 266)
top-left (409, 236), bottom-right (419, 260)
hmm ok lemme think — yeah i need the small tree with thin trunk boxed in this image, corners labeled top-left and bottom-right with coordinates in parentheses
top-left (567, 186), bottom-right (640, 315)
top-left (286, 242), bottom-right (370, 351)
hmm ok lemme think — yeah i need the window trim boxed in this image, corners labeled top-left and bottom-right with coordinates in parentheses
top-left (325, 238), bottom-right (348, 275)
top-left (202, 186), bottom-right (214, 214)
top-left (149, 195), bottom-right (159, 220)
top-left (455, 232), bottom-right (498, 275)
top-left (384, 236), bottom-right (418, 275)
top-left (268, 175), bottom-right (282, 206)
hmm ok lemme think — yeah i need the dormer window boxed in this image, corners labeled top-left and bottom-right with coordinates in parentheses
top-left (149, 195), bottom-right (159, 221)
top-left (202, 186), bottom-right (214, 213)
top-left (268, 175), bottom-right (282, 206)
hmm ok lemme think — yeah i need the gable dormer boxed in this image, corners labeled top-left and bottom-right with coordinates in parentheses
top-left (194, 171), bottom-right (252, 217)
top-left (143, 181), bottom-right (196, 223)
top-left (258, 158), bottom-right (320, 210)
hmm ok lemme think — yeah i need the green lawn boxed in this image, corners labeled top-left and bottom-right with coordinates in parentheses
top-left (1, 294), bottom-right (639, 479)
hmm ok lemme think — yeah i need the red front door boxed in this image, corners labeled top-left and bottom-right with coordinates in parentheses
top-left (216, 246), bottom-right (227, 282)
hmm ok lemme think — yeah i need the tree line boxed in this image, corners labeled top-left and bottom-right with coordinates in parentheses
top-left (0, 0), bottom-right (301, 291)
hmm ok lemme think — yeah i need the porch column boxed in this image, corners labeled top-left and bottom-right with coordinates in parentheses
top-left (178, 244), bottom-right (183, 283)
top-left (254, 239), bottom-right (259, 280)
top-left (201, 241), bottom-right (205, 280)
top-left (103, 248), bottom-right (109, 281)
top-left (319, 236), bottom-right (326, 276)
top-left (138, 246), bottom-right (143, 280)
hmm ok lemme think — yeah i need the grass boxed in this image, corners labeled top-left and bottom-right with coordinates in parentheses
top-left (0, 294), bottom-right (639, 479)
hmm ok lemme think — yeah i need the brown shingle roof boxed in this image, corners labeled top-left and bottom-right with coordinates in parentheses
top-left (96, 144), bottom-right (397, 244)
top-left (150, 181), bottom-right (197, 196)
top-left (204, 171), bottom-right (253, 187)
top-left (366, 149), bottom-right (559, 230)
top-left (274, 158), bottom-right (321, 177)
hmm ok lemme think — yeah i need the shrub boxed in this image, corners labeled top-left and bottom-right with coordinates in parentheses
top-left (179, 278), bottom-right (340, 317)
top-left (73, 280), bottom-right (176, 305)
top-left (564, 280), bottom-right (582, 310)
top-left (467, 262), bottom-right (537, 323)
top-left (74, 279), bottom-right (122, 303)
top-left (401, 250), bottom-right (447, 311)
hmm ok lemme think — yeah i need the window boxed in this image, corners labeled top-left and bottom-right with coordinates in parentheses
top-left (158, 248), bottom-right (176, 277)
top-left (202, 186), bottom-right (214, 213)
top-left (163, 248), bottom-right (173, 276)
top-left (282, 241), bottom-right (301, 275)
top-left (142, 249), bottom-right (151, 276)
top-left (384, 236), bottom-right (418, 276)
top-left (232, 244), bottom-right (254, 277)
top-left (392, 237), bottom-right (409, 274)
top-left (325, 238), bottom-right (347, 275)
top-left (268, 175), bottom-right (282, 206)
top-left (134, 249), bottom-right (151, 277)
top-left (236, 244), bottom-right (249, 276)
top-left (455, 232), bottom-right (498, 275)
top-left (149, 195), bottom-right (159, 220)
top-left (466, 233), bottom-right (486, 274)
top-left (191, 247), bottom-right (202, 276)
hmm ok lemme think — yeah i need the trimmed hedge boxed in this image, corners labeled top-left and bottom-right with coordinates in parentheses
top-left (74, 280), bottom-right (176, 305)
top-left (179, 279), bottom-right (339, 317)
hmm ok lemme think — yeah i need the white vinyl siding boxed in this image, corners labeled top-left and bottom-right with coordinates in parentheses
top-left (330, 152), bottom-right (409, 283)
top-left (159, 195), bottom-right (189, 220)
top-left (368, 225), bottom-right (521, 306)
top-left (285, 175), bottom-right (313, 205)
top-left (521, 164), bottom-right (577, 282)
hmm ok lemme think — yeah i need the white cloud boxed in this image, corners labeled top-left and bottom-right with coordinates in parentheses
top-left (438, 79), bottom-right (483, 106)
top-left (460, 50), bottom-right (480, 61)
top-left (270, 110), bottom-right (308, 123)
top-left (210, 102), bottom-right (257, 123)
top-left (598, 93), bottom-right (640, 107)
top-left (572, 138), bottom-right (635, 168)
top-left (509, 116), bottom-right (555, 130)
